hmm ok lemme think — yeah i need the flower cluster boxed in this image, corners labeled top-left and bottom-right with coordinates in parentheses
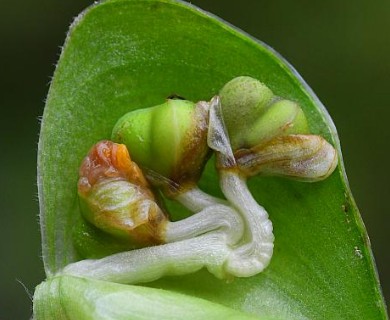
top-left (61, 76), bottom-right (338, 284)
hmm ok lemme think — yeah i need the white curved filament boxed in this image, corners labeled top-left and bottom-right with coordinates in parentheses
top-left (174, 186), bottom-right (227, 212)
top-left (164, 204), bottom-right (243, 245)
top-left (220, 172), bottom-right (274, 275)
top-left (61, 233), bottom-right (231, 284)
top-left (207, 95), bottom-right (274, 276)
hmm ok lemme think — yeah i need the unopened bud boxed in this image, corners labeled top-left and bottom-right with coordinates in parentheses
top-left (112, 99), bottom-right (210, 193)
top-left (219, 76), bottom-right (308, 150)
top-left (78, 140), bottom-right (167, 247)
top-left (235, 134), bottom-right (338, 181)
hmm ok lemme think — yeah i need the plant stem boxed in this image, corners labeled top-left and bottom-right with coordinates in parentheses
top-left (207, 96), bottom-right (274, 276)
top-left (164, 204), bottom-right (243, 245)
top-left (60, 232), bottom-right (231, 283)
top-left (174, 186), bottom-right (227, 212)
top-left (219, 171), bottom-right (274, 275)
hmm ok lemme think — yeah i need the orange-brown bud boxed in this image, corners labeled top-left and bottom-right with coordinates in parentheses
top-left (78, 141), bottom-right (167, 247)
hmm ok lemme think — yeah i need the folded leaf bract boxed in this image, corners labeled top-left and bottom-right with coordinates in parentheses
top-left (37, 0), bottom-right (387, 318)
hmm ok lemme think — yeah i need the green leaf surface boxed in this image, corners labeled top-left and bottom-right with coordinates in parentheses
top-left (37, 0), bottom-right (387, 318)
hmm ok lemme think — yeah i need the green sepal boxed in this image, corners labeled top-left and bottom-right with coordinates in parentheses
top-left (33, 275), bottom-right (262, 320)
top-left (246, 99), bottom-right (309, 147)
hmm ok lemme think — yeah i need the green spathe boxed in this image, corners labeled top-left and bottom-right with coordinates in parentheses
top-left (33, 275), bottom-right (260, 320)
top-left (36, 0), bottom-right (387, 318)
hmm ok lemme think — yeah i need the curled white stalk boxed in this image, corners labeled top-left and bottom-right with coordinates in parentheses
top-left (174, 186), bottom-right (228, 212)
top-left (218, 172), bottom-right (274, 275)
top-left (165, 201), bottom-right (243, 245)
top-left (140, 166), bottom-right (243, 244)
top-left (61, 232), bottom-right (231, 284)
top-left (73, 140), bottom-right (249, 283)
top-left (141, 164), bottom-right (245, 245)
top-left (64, 199), bottom-right (247, 283)
top-left (65, 197), bottom-right (247, 283)
top-left (207, 96), bottom-right (275, 276)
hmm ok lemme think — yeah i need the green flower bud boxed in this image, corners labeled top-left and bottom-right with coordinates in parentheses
top-left (77, 140), bottom-right (168, 250)
top-left (220, 76), bottom-right (273, 149)
top-left (111, 99), bottom-right (210, 193)
top-left (214, 78), bottom-right (338, 183)
top-left (33, 275), bottom-right (258, 320)
top-left (219, 76), bottom-right (309, 150)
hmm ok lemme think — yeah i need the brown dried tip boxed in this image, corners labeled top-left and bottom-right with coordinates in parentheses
top-left (78, 140), bottom-right (150, 196)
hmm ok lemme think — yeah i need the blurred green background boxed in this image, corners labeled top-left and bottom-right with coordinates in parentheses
top-left (0, 0), bottom-right (388, 318)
